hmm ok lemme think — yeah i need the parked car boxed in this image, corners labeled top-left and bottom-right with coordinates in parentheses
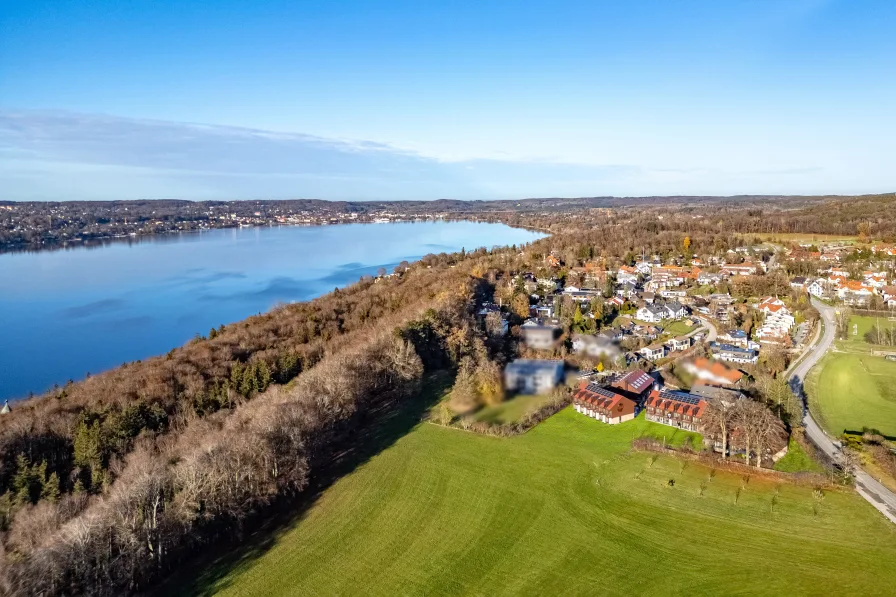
top-left (886, 355), bottom-right (896, 362)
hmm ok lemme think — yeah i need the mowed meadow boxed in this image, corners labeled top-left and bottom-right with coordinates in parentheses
top-left (181, 406), bottom-right (896, 596)
top-left (809, 315), bottom-right (896, 437)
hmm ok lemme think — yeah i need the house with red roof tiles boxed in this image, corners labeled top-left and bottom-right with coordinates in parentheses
top-left (682, 357), bottom-right (743, 387)
top-left (610, 369), bottom-right (655, 402)
top-left (573, 382), bottom-right (638, 424)
top-left (644, 388), bottom-right (708, 432)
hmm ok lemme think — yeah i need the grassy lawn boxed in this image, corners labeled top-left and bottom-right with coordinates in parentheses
top-left (661, 319), bottom-right (697, 337)
top-left (182, 409), bottom-right (896, 596)
top-left (808, 352), bottom-right (896, 437)
top-left (627, 317), bottom-right (695, 337)
top-left (773, 438), bottom-right (824, 473)
top-left (474, 393), bottom-right (557, 424)
top-left (806, 315), bottom-right (896, 437)
top-left (839, 315), bottom-right (896, 353)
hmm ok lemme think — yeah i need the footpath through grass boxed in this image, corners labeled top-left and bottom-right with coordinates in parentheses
top-left (183, 408), bottom-right (896, 596)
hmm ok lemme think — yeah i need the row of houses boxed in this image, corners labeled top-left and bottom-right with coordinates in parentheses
top-left (573, 371), bottom-right (712, 433)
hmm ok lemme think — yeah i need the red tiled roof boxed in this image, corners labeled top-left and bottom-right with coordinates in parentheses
top-left (646, 389), bottom-right (708, 419)
top-left (574, 383), bottom-right (637, 419)
top-left (613, 369), bottom-right (654, 393)
top-left (690, 357), bottom-right (743, 385)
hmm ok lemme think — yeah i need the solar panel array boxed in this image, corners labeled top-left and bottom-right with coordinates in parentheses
top-left (660, 390), bottom-right (702, 405)
top-left (585, 383), bottom-right (618, 399)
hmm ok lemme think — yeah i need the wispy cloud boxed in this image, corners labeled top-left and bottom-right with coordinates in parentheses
top-left (0, 109), bottom-right (868, 200)
top-left (0, 110), bottom-right (647, 200)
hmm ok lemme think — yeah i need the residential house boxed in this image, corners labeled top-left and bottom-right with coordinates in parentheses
top-left (617, 266), bottom-right (638, 284)
top-left (636, 304), bottom-right (667, 323)
top-left (573, 382), bottom-right (638, 424)
top-left (807, 278), bottom-right (826, 298)
top-left (563, 286), bottom-right (602, 303)
top-left (545, 255), bottom-right (561, 268)
top-left (755, 297), bottom-right (795, 344)
top-left (534, 304), bottom-right (554, 318)
top-left (828, 267), bottom-right (849, 279)
top-left (521, 319), bottom-right (561, 350)
top-left (644, 388), bottom-right (708, 432)
top-left (537, 277), bottom-right (561, 292)
top-left (634, 261), bottom-right (653, 275)
top-left (690, 382), bottom-right (745, 406)
top-left (721, 263), bottom-right (757, 276)
top-left (682, 357), bottom-right (743, 387)
top-left (882, 286), bottom-right (896, 307)
top-left (504, 359), bottom-right (565, 394)
top-left (617, 281), bottom-right (638, 298)
top-left (571, 334), bottom-right (620, 359)
top-left (659, 288), bottom-right (687, 299)
top-left (710, 342), bottom-right (758, 364)
top-left (667, 336), bottom-right (691, 351)
top-left (639, 343), bottom-right (667, 361)
top-left (598, 327), bottom-right (625, 342)
top-left (708, 293), bottom-right (735, 306)
top-left (476, 303), bottom-right (509, 336)
top-left (863, 271), bottom-right (888, 289)
top-left (610, 369), bottom-right (655, 402)
top-left (664, 301), bottom-right (688, 319)
top-left (697, 271), bottom-right (724, 285)
top-left (790, 276), bottom-right (808, 290)
top-left (837, 280), bottom-right (875, 306)
top-left (757, 296), bottom-right (787, 314)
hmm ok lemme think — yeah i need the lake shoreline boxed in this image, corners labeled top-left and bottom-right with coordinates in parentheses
top-left (0, 216), bottom-right (551, 256)
top-left (0, 221), bottom-right (547, 401)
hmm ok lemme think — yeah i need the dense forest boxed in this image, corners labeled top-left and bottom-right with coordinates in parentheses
top-left (1, 193), bottom-right (895, 595)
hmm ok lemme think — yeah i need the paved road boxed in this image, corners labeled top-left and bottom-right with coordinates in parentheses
top-left (692, 315), bottom-right (718, 342)
top-left (789, 298), bottom-right (896, 524)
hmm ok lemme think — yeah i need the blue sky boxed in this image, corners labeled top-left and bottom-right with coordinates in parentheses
top-left (1, 0), bottom-right (894, 200)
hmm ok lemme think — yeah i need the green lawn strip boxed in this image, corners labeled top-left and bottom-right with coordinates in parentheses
top-left (190, 409), bottom-right (896, 596)
top-left (809, 351), bottom-right (896, 437)
top-left (774, 438), bottom-right (824, 473)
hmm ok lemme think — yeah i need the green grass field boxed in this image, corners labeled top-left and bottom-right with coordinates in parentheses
top-left (840, 315), bottom-right (896, 352)
top-left (474, 392), bottom-right (557, 424)
top-left (806, 315), bottom-right (896, 437)
top-left (183, 408), bottom-right (896, 596)
top-left (773, 438), bottom-right (824, 473)
top-left (808, 352), bottom-right (896, 437)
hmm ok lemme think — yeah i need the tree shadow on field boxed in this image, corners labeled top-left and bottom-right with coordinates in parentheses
top-left (157, 371), bottom-right (454, 597)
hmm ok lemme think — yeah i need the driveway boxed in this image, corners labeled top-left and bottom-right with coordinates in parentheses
top-left (789, 298), bottom-right (896, 524)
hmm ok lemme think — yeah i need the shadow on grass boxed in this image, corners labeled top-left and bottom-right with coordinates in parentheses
top-left (158, 370), bottom-right (454, 597)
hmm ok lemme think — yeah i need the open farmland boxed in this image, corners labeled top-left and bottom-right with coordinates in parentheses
top-left (181, 409), bottom-right (896, 596)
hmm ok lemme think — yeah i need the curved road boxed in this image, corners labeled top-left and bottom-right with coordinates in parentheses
top-left (790, 298), bottom-right (896, 524)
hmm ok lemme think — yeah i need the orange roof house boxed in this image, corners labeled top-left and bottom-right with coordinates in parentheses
top-left (573, 382), bottom-right (638, 424)
top-left (644, 389), bottom-right (708, 432)
top-left (683, 357), bottom-right (744, 387)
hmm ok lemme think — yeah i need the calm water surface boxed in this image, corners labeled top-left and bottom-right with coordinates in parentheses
top-left (0, 221), bottom-right (545, 400)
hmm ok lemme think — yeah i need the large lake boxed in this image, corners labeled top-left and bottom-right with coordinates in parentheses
top-left (0, 221), bottom-right (545, 401)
